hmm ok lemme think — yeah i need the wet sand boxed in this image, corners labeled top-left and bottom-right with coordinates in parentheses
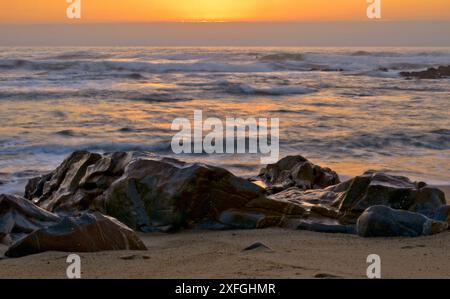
top-left (0, 186), bottom-right (448, 279)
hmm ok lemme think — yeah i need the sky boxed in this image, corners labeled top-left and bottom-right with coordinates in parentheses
top-left (1, 0), bottom-right (450, 23)
top-left (0, 1), bottom-right (449, 46)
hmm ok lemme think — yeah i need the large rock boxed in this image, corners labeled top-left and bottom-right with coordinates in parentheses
top-left (270, 171), bottom-right (446, 225)
top-left (0, 194), bottom-right (60, 245)
top-left (0, 194), bottom-right (146, 257)
top-left (26, 151), bottom-right (307, 232)
top-left (258, 155), bottom-right (340, 193)
top-left (99, 156), bottom-right (269, 231)
top-left (5, 212), bottom-right (146, 258)
top-left (24, 152), bottom-right (447, 238)
top-left (357, 205), bottom-right (448, 237)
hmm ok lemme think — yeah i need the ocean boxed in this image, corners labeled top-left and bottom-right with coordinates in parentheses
top-left (0, 47), bottom-right (449, 194)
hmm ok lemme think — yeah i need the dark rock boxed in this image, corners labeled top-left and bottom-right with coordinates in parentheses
top-left (243, 242), bottom-right (272, 252)
top-left (400, 65), bottom-right (450, 79)
top-left (23, 152), bottom-right (448, 238)
top-left (337, 171), bottom-right (445, 221)
top-left (5, 212), bottom-right (146, 258)
top-left (27, 151), bottom-right (307, 232)
top-left (0, 194), bottom-right (146, 257)
top-left (100, 156), bottom-right (266, 231)
top-left (0, 194), bottom-right (60, 245)
top-left (356, 205), bottom-right (448, 238)
top-left (432, 205), bottom-right (450, 222)
top-left (270, 171), bottom-right (446, 225)
top-left (258, 155), bottom-right (340, 193)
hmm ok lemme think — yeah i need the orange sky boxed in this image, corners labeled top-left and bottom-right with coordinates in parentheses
top-left (1, 0), bottom-right (450, 23)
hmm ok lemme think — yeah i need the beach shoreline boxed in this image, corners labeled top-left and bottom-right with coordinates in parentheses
top-left (1, 228), bottom-right (450, 279)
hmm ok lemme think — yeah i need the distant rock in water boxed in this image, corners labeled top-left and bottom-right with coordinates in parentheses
top-left (400, 65), bottom-right (450, 79)
top-left (258, 155), bottom-right (340, 194)
top-left (0, 194), bottom-right (146, 257)
top-left (259, 53), bottom-right (304, 62)
top-left (357, 205), bottom-right (448, 237)
top-left (22, 151), bottom-right (449, 239)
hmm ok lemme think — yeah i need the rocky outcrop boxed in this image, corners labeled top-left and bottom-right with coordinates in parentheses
top-left (0, 194), bottom-right (146, 257)
top-left (400, 65), bottom-right (450, 79)
top-left (23, 151), bottom-right (448, 238)
top-left (257, 155), bottom-right (340, 193)
top-left (25, 151), bottom-right (307, 232)
top-left (5, 212), bottom-right (146, 258)
top-left (357, 205), bottom-right (448, 237)
top-left (269, 171), bottom-right (446, 225)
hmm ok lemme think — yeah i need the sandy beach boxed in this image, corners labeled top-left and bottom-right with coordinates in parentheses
top-left (0, 186), bottom-right (448, 279)
top-left (1, 228), bottom-right (450, 279)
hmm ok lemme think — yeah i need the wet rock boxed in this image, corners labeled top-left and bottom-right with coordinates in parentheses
top-left (5, 212), bottom-right (147, 258)
top-left (258, 155), bottom-right (340, 193)
top-left (356, 205), bottom-right (448, 238)
top-left (400, 65), bottom-right (450, 79)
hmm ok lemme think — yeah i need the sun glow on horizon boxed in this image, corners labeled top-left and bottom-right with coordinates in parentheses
top-left (1, 0), bottom-right (450, 23)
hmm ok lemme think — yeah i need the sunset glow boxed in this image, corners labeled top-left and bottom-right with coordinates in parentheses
top-left (1, 0), bottom-right (450, 23)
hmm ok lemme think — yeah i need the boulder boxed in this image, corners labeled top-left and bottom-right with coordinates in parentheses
top-left (6, 212), bottom-right (147, 258)
top-left (357, 205), bottom-right (448, 238)
top-left (26, 151), bottom-right (306, 232)
top-left (400, 65), bottom-right (450, 79)
top-left (269, 171), bottom-right (446, 225)
top-left (337, 171), bottom-right (445, 222)
top-left (0, 194), bottom-right (146, 257)
top-left (24, 152), bottom-right (447, 238)
top-left (100, 156), bottom-right (268, 231)
top-left (258, 155), bottom-right (340, 193)
top-left (0, 194), bottom-right (60, 245)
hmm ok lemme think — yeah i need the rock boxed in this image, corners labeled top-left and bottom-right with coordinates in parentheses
top-left (101, 156), bottom-right (266, 231)
top-left (5, 212), bottom-right (146, 258)
top-left (432, 205), bottom-right (450, 223)
top-left (243, 242), bottom-right (272, 252)
top-left (337, 171), bottom-right (445, 222)
top-left (27, 151), bottom-right (307, 232)
top-left (258, 155), bottom-right (340, 193)
top-left (270, 171), bottom-right (446, 225)
top-left (356, 206), bottom-right (448, 238)
top-left (0, 194), bottom-right (146, 257)
top-left (23, 151), bottom-right (448, 238)
top-left (0, 194), bottom-right (60, 245)
top-left (400, 65), bottom-right (450, 79)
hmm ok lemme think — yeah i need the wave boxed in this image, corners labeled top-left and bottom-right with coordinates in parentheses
top-left (218, 81), bottom-right (315, 96)
top-left (0, 58), bottom-right (275, 73)
top-left (0, 89), bottom-right (192, 102)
